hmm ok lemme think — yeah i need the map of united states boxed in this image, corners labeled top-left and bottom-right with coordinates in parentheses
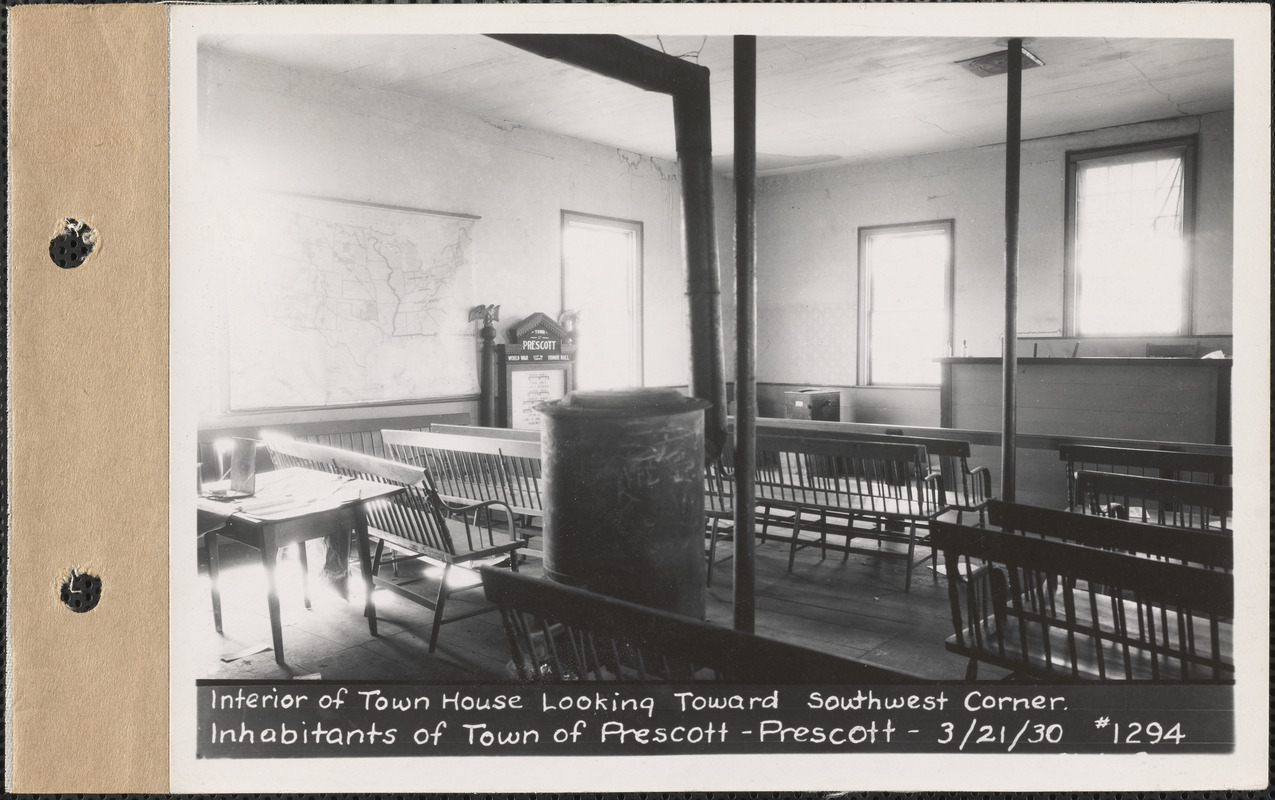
top-left (227, 197), bottom-right (478, 409)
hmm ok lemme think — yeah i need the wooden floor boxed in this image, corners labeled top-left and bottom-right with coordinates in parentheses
top-left (194, 528), bottom-right (987, 683)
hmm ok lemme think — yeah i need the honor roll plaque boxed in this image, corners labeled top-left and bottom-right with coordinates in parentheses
top-left (498, 312), bottom-right (575, 430)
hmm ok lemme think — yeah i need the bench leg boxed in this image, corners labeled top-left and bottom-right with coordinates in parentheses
top-left (818, 510), bottom-right (828, 561)
top-left (705, 518), bottom-right (719, 587)
top-left (296, 542), bottom-right (311, 609)
top-left (428, 565), bottom-right (451, 654)
top-left (354, 518), bottom-right (377, 638)
top-left (965, 659), bottom-right (979, 681)
top-left (903, 521), bottom-right (917, 592)
top-left (787, 517), bottom-right (801, 573)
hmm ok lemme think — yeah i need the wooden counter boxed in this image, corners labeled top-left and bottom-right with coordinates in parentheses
top-left (939, 357), bottom-right (1231, 445)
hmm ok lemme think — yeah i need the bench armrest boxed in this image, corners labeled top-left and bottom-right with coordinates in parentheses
top-left (964, 464), bottom-right (993, 508)
top-left (438, 497), bottom-right (526, 551)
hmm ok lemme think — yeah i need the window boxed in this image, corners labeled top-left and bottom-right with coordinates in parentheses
top-left (561, 211), bottom-right (643, 390)
top-left (857, 220), bottom-right (953, 386)
top-left (1066, 139), bottom-right (1194, 336)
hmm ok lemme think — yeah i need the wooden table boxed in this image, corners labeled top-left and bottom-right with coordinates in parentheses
top-left (197, 467), bottom-right (402, 664)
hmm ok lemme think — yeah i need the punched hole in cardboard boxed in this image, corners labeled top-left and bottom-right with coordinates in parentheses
top-left (61, 569), bottom-right (102, 613)
top-left (50, 218), bottom-right (97, 269)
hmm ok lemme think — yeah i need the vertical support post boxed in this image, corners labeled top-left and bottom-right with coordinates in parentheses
top-left (480, 323), bottom-right (497, 427)
top-left (484, 34), bottom-right (728, 460)
top-left (471, 304), bottom-right (500, 427)
top-left (732, 35), bottom-right (757, 634)
top-left (673, 71), bottom-right (729, 463)
top-left (1001, 38), bottom-right (1023, 502)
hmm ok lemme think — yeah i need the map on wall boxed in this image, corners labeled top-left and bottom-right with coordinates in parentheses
top-left (226, 194), bottom-right (479, 409)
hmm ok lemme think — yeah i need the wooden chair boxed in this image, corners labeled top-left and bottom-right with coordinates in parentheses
top-left (1074, 470), bottom-right (1232, 532)
top-left (934, 505), bottom-right (1233, 682)
top-left (480, 568), bottom-right (917, 683)
top-left (264, 436), bottom-right (529, 652)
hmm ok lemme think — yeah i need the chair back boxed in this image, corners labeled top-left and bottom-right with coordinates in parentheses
top-left (480, 568), bottom-right (916, 683)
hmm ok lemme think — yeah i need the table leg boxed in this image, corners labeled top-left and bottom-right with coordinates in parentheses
top-left (207, 530), bottom-right (223, 634)
top-left (296, 542), bottom-right (312, 609)
top-left (261, 541), bottom-right (287, 664)
top-left (354, 516), bottom-right (378, 637)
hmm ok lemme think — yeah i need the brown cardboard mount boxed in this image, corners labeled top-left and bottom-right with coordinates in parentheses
top-left (8, 4), bottom-right (170, 792)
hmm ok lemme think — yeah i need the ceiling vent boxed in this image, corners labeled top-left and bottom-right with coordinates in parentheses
top-left (956, 48), bottom-right (1044, 78)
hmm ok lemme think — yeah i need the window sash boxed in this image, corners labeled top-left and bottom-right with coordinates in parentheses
top-left (1066, 140), bottom-right (1194, 337)
top-left (561, 211), bottom-right (643, 390)
top-left (857, 221), bottom-right (954, 386)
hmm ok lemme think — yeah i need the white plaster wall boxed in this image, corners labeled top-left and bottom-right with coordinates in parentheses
top-left (754, 111), bottom-right (1234, 388)
top-left (195, 47), bottom-right (694, 399)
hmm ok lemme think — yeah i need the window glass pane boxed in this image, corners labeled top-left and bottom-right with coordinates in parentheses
top-left (1074, 149), bottom-right (1186, 336)
top-left (863, 226), bottom-right (949, 385)
top-left (562, 217), bottom-right (641, 390)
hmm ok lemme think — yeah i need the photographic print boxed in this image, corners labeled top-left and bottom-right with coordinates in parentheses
top-left (163, 4), bottom-right (1267, 794)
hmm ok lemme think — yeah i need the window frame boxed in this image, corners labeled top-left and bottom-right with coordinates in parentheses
top-left (856, 218), bottom-right (955, 387)
top-left (1063, 136), bottom-right (1197, 338)
top-left (560, 210), bottom-right (645, 388)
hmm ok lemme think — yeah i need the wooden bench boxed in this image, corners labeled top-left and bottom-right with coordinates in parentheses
top-left (756, 422), bottom-right (992, 524)
top-left (1074, 470), bottom-right (1233, 532)
top-left (1059, 443), bottom-right (1231, 511)
top-left (198, 411), bottom-right (470, 484)
top-left (264, 436), bottom-right (529, 652)
top-left (480, 568), bottom-right (917, 683)
top-left (382, 429), bottom-right (545, 523)
top-left (745, 433), bottom-right (948, 591)
top-left (934, 500), bottom-right (1233, 682)
top-left (435, 422), bottom-right (977, 590)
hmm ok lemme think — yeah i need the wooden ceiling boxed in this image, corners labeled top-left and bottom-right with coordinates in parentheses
top-left (203, 34), bottom-right (1234, 175)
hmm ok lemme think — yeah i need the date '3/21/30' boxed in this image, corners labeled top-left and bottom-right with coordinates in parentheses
top-left (938, 718), bottom-right (1186, 751)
